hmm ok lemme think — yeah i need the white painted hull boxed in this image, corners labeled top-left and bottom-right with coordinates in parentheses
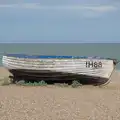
top-left (2, 55), bottom-right (115, 79)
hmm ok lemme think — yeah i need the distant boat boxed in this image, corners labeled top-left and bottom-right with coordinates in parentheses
top-left (2, 53), bottom-right (119, 86)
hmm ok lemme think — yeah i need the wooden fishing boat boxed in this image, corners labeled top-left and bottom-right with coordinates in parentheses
top-left (2, 53), bottom-right (119, 86)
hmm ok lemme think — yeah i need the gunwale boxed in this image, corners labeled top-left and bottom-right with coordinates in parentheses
top-left (4, 53), bottom-right (115, 60)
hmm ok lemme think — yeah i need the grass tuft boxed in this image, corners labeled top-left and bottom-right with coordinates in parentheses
top-left (16, 80), bottom-right (47, 86)
top-left (0, 77), bottom-right (11, 86)
top-left (71, 80), bottom-right (82, 88)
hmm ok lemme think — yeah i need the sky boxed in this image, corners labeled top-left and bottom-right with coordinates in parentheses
top-left (0, 0), bottom-right (120, 43)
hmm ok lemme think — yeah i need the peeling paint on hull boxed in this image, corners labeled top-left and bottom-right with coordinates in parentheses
top-left (2, 54), bottom-right (119, 86)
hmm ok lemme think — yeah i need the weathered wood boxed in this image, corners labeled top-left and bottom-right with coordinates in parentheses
top-left (2, 55), bottom-right (115, 80)
top-left (2, 54), bottom-right (119, 86)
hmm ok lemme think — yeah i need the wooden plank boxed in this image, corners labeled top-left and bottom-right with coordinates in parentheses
top-left (2, 55), bottom-right (114, 79)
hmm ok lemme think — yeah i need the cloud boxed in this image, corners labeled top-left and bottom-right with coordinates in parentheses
top-left (0, 3), bottom-right (117, 11)
top-left (83, 6), bottom-right (116, 12)
top-left (0, 3), bottom-right (118, 18)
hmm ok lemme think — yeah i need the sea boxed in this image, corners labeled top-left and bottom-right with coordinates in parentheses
top-left (0, 43), bottom-right (120, 70)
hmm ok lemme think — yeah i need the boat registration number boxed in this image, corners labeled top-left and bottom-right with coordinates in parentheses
top-left (86, 61), bottom-right (102, 68)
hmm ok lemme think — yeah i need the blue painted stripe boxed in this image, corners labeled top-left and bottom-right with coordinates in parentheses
top-left (4, 53), bottom-right (108, 59)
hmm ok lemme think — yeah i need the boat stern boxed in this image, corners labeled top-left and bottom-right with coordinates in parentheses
top-left (113, 59), bottom-right (120, 65)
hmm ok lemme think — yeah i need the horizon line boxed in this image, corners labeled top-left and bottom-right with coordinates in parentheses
top-left (0, 42), bottom-right (119, 44)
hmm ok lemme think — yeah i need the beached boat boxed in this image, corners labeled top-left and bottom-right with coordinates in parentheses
top-left (2, 53), bottom-right (119, 86)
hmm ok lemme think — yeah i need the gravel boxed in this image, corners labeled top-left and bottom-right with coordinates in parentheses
top-left (0, 68), bottom-right (120, 120)
top-left (0, 85), bottom-right (120, 120)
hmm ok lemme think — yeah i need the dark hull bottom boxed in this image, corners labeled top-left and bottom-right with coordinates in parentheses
top-left (9, 69), bottom-right (110, 86)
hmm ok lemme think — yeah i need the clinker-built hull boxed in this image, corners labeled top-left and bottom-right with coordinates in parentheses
top-left (2, 54), bottom-right (119, 86)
